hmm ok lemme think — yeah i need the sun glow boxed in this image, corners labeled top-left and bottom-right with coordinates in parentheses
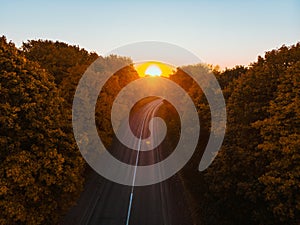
top-left (145, 65), bottom-right (162, 77)
top-left (135, 61), bottom-right (175, 77)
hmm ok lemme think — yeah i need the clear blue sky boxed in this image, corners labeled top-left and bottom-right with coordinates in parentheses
top-left (1, 0), bottom-right (299, 68)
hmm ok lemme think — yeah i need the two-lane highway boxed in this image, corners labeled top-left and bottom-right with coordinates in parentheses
top-left (63, 98), bottom-right (192, 225)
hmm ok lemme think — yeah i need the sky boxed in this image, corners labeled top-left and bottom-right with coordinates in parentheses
top-left (1, 0), bottom-right (299, 69)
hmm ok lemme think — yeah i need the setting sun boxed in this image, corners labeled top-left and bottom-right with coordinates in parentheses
top-left (135, 61), bottom-right (175, 77)
top-left (145, 65), bottom-right (162, 77)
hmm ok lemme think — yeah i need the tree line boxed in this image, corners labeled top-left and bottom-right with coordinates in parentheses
top-left (173, 43), bottom-right (300, 225)
top-left (0, 36), bottom-right (299, 224)
top-left (0, 37), bottom-right (138, 224)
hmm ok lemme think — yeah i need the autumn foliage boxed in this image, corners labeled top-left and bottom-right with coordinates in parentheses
top-left (179, 43), bottom-right (300, 225)
top-left (0, 35), bottom-right (299, 225)
top-left (0, 37), bottom-right (85, 224)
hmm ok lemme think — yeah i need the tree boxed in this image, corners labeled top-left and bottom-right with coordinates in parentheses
top-left (95, 62), bottom-right (140, 147)
top-left (22, 40), bottom-right (98, 86)
top-left (22, 40), bottom-right (138, 149)
top-left (0, 37), bottom-right (84, 224)
top-left (253, 60), bottom-right (300, 224)
top-left (202, 43), bottom-right (300, 225)
top-left (216, 66), bottom-right (248, 100)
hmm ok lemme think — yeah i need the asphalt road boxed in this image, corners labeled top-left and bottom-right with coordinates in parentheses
top-left (62, 99), bottom-right (193, 225)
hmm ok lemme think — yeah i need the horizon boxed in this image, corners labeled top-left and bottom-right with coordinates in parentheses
top-left (3, 36), bottom-right (299, 71)
top-left (1, 0), bottom-right (299, 69)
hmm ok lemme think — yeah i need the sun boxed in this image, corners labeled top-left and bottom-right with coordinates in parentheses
top-left (135, 61), bottom-right (175, 77)
top-left (145, 65), bottom-right (162, 77)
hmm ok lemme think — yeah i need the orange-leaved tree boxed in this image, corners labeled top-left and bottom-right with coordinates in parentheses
top-left (0, 37), bottom-right (84, 224)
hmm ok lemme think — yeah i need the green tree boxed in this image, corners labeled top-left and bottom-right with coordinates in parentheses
top-left (0, 37), bottom-right (84, 224)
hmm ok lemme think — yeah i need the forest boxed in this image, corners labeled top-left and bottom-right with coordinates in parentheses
top-left (0, 36), bottom-right (299, 225)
